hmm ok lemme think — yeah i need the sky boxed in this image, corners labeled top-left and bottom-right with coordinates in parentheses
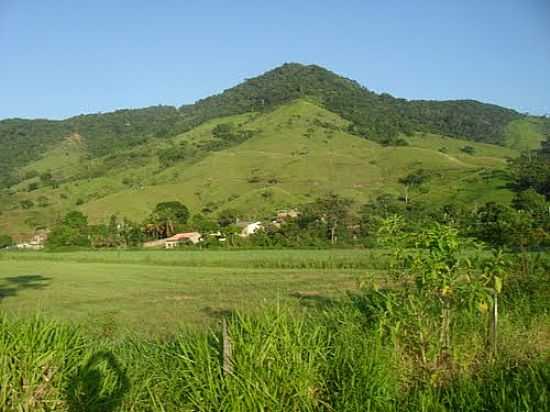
top-left (0, 0), bottom-right (549, 120)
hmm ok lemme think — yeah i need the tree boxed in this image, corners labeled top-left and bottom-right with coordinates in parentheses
top-left (306, 193), bottom-right (354, 245)
top-left (39, 171), bottom-right (53, 185)
top-left (37, 196), bottom-right (49, 208)
top-left (212, 123), bottom-right (236, 140)
top-left (27, 182), bottom-right (39, 192)
top-left (508, 151), bottom-right (550, 200)
top-left (146, 201), bottom-right (190, 239)
top-left (217, 209), bottom-right (239, 228)
top-left (473, 202), bottom-right (542, 249)
top-left (461, 145), bottom-right (476, 155)
top-left (359, 194), bottom-right (404, 238)
top-left (120, 218), bottom-right (144, 248)
top-left (512, 189), bottom-right (548, 215)
top-left (190, 214), bottom-right (219, 232)
top-left (0, 234), bottom-right (13, 249)
top-left (47, 211), bottom-right (90, 247)
top-left (398, 169), bottom-right (429, 205)
top-left (20, 200), bottom-right (34, 209)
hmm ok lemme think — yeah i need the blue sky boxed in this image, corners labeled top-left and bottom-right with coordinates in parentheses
top-left (1, 0), bottom-right (549, 119)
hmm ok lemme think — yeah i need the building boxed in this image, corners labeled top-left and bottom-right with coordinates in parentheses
top-left (143, 232), bottom-right (202, 249)
top-left (16, 230), bottom-right (49, 250)
top-left (238, 221), bottom-right (263, 237)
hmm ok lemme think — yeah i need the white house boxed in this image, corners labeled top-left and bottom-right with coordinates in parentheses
top-left (239, 222), bottom-right (263, 237)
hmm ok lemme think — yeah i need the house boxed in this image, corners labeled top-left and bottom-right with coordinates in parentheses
top-left (16, 230), bottom-right (48, 250)
top-left (144, 232), bottom-right (202, 249)
top-left (237, 221), bottom-right (263, 237)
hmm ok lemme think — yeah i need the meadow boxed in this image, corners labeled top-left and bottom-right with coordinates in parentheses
top-left (1, 247), bottom-right (549, 411)
top-left (0, 249), bottom-right (377, 336)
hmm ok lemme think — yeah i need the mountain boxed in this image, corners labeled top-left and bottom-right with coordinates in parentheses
top-left (0, 63), bottom-right (548, 239)
top-left (182, 63), bottom-right (524, 144)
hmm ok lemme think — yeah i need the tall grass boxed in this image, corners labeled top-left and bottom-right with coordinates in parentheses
top-left (1, 297), bottom-right (548, 411)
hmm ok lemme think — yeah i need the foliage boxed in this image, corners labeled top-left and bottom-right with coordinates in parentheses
top-left (20, 200), bottom-right (34, 209)
top-left (189, 214), bottom-right (219, 233)
top-left (48, 211), bottom-right (91, 248)
top-left (217, 208), bottom-right (239, 227)
top-left (398, 169), bottom-right (431, 204)
top-left (0, 234), bottom-right (13, 249)
top-left (303, 193), bottom-right (355, 244)
top-left (157, 142), bottom-right (196, 168)
top-left (184, 63), bottom-right (522, 146)
top-left (472, 202), bottom-right (546, 249)
top-left (0, 302), bottom-right (547, 411)
top-left (0, 63), bottom-right (526, 192)
top-left (144, 201), bottom-right (190, 239)
top-left (508, 137), bottom-right (550, 199)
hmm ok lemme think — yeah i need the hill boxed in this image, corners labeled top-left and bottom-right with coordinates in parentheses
top-left (0, 63), bottom-right (549, 239)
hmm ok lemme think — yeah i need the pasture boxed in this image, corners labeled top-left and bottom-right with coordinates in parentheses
top-left (1, 248), bottom-right (549, 410)
top-left (0, 249), bottom-right (376, 336)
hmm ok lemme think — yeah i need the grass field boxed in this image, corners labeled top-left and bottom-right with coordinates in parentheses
top-left (1, 249), bottom-right (548, 410)
top-left (0, 249), bottom-right (377, 336)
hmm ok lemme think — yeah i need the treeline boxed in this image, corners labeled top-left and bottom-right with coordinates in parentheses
top-left (44, 183), bottom-right (549, 252)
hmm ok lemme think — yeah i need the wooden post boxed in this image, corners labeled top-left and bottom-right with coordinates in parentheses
top-left (222, 318), bottom-right (233, 376)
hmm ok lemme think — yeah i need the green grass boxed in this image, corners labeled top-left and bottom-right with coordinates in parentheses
top-left (0, 250), bottom-right (377, 336)
top-left (1, 302), bottom-right (548, 411)
top-left (504, 118), bottom-right (547, 152)
top-left (1, 248), bottom-right (389, 269)
top-left (1, 249), bottom-right (548, 410)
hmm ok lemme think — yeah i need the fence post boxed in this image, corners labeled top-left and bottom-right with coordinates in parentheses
top-left (222, 318), bottom-right (233, 376)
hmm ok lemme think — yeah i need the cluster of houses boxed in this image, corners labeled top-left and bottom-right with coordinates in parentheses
top-left (14, 230), bottom-right (49, 250)
top-left (9, 209), bottom-right (300, 251)
top-left (144, 209), bottom-right (299, 249)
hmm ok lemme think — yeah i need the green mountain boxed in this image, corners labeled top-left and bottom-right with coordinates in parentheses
top-left (0, 63), bottom-right (548, 239)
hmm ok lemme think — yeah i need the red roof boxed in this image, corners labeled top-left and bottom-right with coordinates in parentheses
top-left (167, 232), bottom-right (199, 241)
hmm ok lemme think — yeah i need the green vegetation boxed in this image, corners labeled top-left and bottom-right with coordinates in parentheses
top-left (1, 62), bottom-right (549, 409)
top-left (184, 63), bottom-right (524, 144)
top-left (1, 99), bottom-right (540, 240)
top-left (1, 228), bottom-right (548, 410)
top-left (2, 63), bottom-right (549, 240)
top-left (508, 137), bottom-right (550, 199)
top-left (48, 211), bottom-right (91, 248)
top-left (0, 234), bottom-right (12, 249)
top-left (504, 117), bottom-right (550, 151)
top-left (0, 251), bottom-right (365, 333)
top-left (144, 201), bottom-right (190, 239)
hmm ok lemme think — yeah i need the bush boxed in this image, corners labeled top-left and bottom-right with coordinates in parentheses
top-left (461, 145), bottom-right (476, 155)
top-left (0, 233), bottom-right (13, 248)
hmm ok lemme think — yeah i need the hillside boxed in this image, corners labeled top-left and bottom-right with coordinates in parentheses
top-left (2, 63), bottom-right (546, 185)
top-left (0, 63), bottom-right (549, 239)
top-left (0, 99), bottom-right (534, 240)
